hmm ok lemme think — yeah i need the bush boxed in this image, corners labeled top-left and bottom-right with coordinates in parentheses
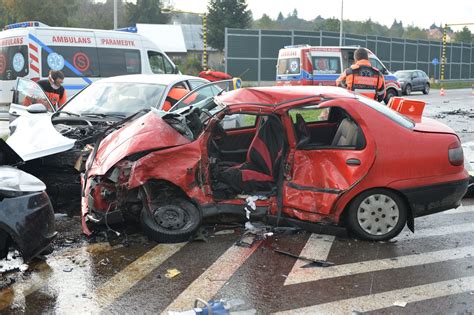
top-left (173, 55), bottom-right (202, 76)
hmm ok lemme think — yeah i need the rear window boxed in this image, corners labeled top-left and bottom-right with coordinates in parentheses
top-left (277, 57), bottom-right (300, 75)
top-left (0, 45), bottom-right (28, 80)
top-left (357, 96), bottom-right (415, 129)
top-left (41, 46), bottom-right (99, 78)
top-left (311, 57), bottom-right (341, 74)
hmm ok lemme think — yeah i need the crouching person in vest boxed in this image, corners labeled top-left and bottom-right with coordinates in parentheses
top-left (336, 48), bottom-right (385, 102)
top-left (37, 70), bottom-right (67, 110)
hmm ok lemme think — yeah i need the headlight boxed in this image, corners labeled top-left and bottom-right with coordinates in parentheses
top-left (0, 166), bottom-right (46, 193)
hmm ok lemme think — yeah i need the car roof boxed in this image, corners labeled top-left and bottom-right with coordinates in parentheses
top-left (217, 86), bottom-right (357, 107)
top-left (96, 74), bottom-right (207, 85)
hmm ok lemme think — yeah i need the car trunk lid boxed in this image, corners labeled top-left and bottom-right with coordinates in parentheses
top-left (413, 117), bottom-right (456, 134)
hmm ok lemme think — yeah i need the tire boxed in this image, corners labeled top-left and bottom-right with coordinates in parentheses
top-left (140, 198), bottom-right (201, 243)
top-left (345, 189), bottom-right (407, 241)
top-left (384, 89), bottom-right (397, 105)
top-left (423, 83), bottom-right (430, 95)
top-left (405, 84), bottom-right (411, 96)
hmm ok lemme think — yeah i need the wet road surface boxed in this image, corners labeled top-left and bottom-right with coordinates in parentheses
top-left (0, 199), bottom-right (472, 314)
top-left (0, 89), bottom-right (473, 314)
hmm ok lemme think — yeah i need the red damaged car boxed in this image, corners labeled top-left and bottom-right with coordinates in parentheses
top-left (81, 84), bottom-right (468, 241)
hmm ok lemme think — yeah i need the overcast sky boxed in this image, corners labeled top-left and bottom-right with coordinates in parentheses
top-left (168, 0), bottom-right (474, 31)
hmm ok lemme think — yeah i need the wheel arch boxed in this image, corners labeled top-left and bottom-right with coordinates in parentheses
top-left (139, 179), bottom-right (202, 214)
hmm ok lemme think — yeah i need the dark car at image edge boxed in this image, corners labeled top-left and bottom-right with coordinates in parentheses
top-left (0, 139), bottom-right (56, 262)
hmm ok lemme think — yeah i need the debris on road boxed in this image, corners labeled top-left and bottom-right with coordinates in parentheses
top-left (393, 300), bottom-right (408, 307)
top-left (273, 248), bottom-right (334, 268)
top-left (165, 268), bottom-right (181, 279)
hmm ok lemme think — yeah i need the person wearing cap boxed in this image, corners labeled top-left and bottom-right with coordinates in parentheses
top-left (37, 70), bottom-right (67, 110)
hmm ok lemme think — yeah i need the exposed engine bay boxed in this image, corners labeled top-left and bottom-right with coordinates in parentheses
top-left (19, 117), bottom-right (117, 214)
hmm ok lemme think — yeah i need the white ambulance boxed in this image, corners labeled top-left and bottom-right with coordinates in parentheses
top-left (0, 21), bottom-right (178, 119)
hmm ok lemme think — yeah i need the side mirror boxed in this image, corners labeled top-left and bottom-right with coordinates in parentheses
top-left (26, 103), bottom-right (48, 114)
top-left (174, 66), bottom-right (180, 74)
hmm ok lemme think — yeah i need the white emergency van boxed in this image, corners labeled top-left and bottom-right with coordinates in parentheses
top-left (0, 21), bottom-right (178, 119)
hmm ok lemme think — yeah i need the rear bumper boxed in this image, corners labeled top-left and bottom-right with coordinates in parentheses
top-left (401, 178), bottom-right (469, 217)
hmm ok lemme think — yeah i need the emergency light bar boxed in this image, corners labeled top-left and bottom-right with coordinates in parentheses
top-left (115, 26), bottom-right (137, 33)
top-left (283, 44), bottom-right (311, 49)
top-left (4, 21), bottom-right (48, 30)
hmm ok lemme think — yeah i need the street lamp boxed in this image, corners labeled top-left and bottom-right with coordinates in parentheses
top-left (162, 8), bottom-right (208, 70)
top-left (339, 0), bottom-right (344, 46)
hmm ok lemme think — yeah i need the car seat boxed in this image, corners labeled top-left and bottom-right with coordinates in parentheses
top-left (218, 115), bottom-right (286, 193)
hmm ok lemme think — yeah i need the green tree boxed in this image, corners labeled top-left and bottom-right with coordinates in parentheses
top-left (388, 19), bottom-right (404, 38)
top-left (126, 0), bottom-right (170, 25)
top-left (254, 14), bottom-right (275, 30)
top-left (324, 17), bottom-right (340, 32)
top-left (68, 0), bottom-right (126, 29)
top-left (3, 0), bottom-right (80, 27)
top-left (276, 12), bottom-right (284, 23)
top-left (454, 26), bottom-right (472, 43)
top-left (207, 0), bottom-right (252, 51)
top-left (404, 25), bottom-right (428, 40)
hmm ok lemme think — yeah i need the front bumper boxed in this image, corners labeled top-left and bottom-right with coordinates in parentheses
top-left (0, 191), bottom-right (57, 262)
top-left (401, 178), bottom-right (469, 217)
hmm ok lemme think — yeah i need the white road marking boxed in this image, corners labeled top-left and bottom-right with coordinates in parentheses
top-left (396, 222), bottom-right (474, 241)
top-left (95, 243), bottom-right (185, 308)
top-left (285, 221), bottom-right (474, 286)
top-left (275, 276), bottom-right (474, 314)
top-left (164, 242), bottom-right (262, 313)
top-left (284, 245), bottom-right (474, 285)
top-left (443, 207), bottom-right (474, 215)
top-left (283, 234), bottom-right (335, 286)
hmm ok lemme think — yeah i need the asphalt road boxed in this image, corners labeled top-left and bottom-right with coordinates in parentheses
top-left (0, 88), bottom-right (472, 314)
top-left (0, 200), bottom-right (472, 314)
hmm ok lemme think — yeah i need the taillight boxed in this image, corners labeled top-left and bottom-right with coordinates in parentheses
top-left (448, 141), bottom-right (464, 166)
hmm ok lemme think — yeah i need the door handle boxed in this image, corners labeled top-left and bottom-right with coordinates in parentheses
top-left (346, 158), bottom-right (361, 166)
top-left (11, 111), bottom-right (17, 115)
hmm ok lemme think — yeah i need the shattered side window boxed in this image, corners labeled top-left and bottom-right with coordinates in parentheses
top-left (289, 107), bottom-right (330, 123)
top-left (222, 114), bottom-right (256, 130)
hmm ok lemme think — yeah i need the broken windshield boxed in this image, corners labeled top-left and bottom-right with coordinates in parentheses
top-left (61, 82), bottom-right (167, 117)
top-left (161, 80), bottom-right (237, 140)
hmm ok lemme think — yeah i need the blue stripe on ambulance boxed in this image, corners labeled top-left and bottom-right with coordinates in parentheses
top-left (277, 72), bottom-right (397, 82)
top-left (28, 34), bottom-right (93, 85)
top-left (63, 85), bottom-right (87, 90)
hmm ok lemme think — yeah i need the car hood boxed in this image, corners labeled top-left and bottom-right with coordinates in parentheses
top-left (7, 113), bottom-right (75, 161)
top-left (89, 111), bottom-right (191, 176)
top-left (413, 117), bottom-right (455, 134)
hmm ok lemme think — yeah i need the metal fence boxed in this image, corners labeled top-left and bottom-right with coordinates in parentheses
top-left (225, 28), bottom-right (474, 82)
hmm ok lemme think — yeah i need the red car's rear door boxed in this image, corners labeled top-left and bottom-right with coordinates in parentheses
top-left (282, 109), bottom-right (376, 222)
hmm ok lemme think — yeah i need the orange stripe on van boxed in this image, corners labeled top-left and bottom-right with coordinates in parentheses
top-left (30, 64), bottom-right (39, 74)
top-left (29, 53), bottom-right (38, 63)
top-left (28, 43), bottom-right (38, 53)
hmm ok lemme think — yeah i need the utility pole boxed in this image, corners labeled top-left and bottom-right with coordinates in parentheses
top-left (339, 0), bottom-right (344, 46)
top-left (440, 22), bottom-right (474, 81)
top-left (114, 0), bottom-right (118, 30)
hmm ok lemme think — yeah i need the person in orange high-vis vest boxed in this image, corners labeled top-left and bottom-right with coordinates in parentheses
top-left (37, 70), bottom-right (67, 110)
top-left (336, 48), bottom-right (385, 102)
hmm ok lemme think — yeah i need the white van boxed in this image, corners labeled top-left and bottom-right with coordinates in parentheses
top-left (0, 21), bottom-right (178, 119)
